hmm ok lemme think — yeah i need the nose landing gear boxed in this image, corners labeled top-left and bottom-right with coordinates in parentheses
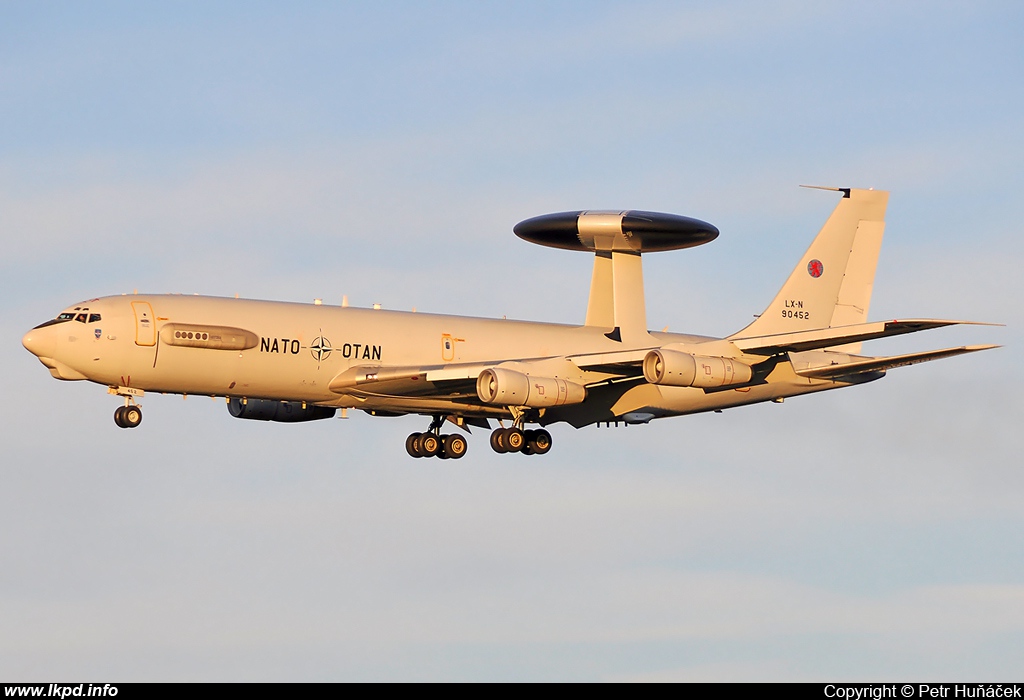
top-left (406, 415), bottom-right (467, 459)
top-left (109, 386), bottom-right (144, 429)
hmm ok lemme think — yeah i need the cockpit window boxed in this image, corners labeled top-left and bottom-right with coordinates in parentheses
top-left (33, 317), bottom-right (71, 329)
top-left (35, 310), bottom-right (97, 329)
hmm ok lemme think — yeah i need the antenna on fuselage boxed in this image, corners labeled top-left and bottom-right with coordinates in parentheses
top-left (512, 210), bottom-right (719, 344)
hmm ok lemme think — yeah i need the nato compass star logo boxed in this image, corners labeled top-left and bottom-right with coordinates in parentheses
top-left (309, 334), bottom-right (333, 367)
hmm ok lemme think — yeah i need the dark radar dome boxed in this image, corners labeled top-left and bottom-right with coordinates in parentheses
top-left (514, 210), bottom-right (719, 253)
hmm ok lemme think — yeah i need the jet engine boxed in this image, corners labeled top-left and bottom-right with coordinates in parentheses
top-left (643, 349), bottom-right (753, 388)
top-left (476, 368), bottom-right (586, 407)
top-left (227, 398), bottom-right (336, 422)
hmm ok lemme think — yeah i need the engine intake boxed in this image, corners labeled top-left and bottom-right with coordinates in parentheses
top-left (476, 368), bottom-right (586, 407)
top-left (228, 398), bottom-right (336, 422)
top-left (643, 349), bottom-right (753, 388)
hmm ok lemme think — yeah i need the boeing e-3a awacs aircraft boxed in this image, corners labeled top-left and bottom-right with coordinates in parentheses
top-left (22, 187), bottom-right (997, 459)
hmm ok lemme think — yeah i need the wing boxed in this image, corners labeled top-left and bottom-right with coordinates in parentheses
top-left (324, 350), bottom-right (647, 421)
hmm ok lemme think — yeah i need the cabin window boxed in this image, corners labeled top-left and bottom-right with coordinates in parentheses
top-left (88, 314), bottom-right (101, 323)
top-left (75, 314), bottom-right (87, 323)
top-left (58, 313), bottom-right (75, 321)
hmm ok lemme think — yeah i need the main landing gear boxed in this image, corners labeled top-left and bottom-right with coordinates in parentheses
top-left (490, 426), bottom-right (552, 455)
top-left (113, 402), bottom-right (142, 429)
top-left (403, 412), bottom-right (553, 459)
top-left (406, 415), bottom-right (468, 459)
top-left (489, 407), bottom-right (552, 455)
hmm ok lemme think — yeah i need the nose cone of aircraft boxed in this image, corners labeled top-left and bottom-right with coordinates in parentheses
top-left (22, 328), bottom-right (54, 358)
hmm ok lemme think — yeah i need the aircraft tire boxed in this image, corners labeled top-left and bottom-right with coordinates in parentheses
top-left (122, 405), bottom-right (142, 428)
top-left (443, 434), bottom-right (467, 459)
top-left (490, 428), bottom-right (508, 454)
top-left (530, 429), bottom-right (552, 455)
top-left (505, 428), bottom-right (525, 452)
top-left (406, 432), bottom-right (424, 458)
top-left (521, 430), bottom-right (536, 455)
top-left (420, 433), bottom-right (441, 457)
top-left (113, 406), bottom-right (127, 428)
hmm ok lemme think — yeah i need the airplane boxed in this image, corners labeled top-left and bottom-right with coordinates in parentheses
top-left (21, 187), bottom-right (998, 459)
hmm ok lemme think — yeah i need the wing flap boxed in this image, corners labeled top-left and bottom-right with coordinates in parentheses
top-left (328, 365), bottom-right (425, 392)
top-left (330, 360), bottom-right (570, 401)
top-left (731, 319), bottom-right (996, 355)
top-left (567, 347), bottom-right (654, 372)
top-left (329, 361), bottom-right (511, 392)
top-left (793, 344), bottom-right (999, 379)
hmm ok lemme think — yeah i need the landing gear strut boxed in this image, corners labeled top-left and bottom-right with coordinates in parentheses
top-left (406, 415), bottom-right (467, 459)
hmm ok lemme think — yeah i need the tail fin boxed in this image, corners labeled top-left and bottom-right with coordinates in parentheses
top-left (731, 187), bottom-right (888, 351)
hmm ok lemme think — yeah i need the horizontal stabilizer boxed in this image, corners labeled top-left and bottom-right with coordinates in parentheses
top-left (732, 319), bottom-right (998, 356)
top-left (793, 344), bottom-right (1000, 379)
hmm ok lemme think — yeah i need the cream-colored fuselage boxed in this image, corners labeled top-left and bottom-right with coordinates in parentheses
top-left (24, 293), bottom-right (843, 426)
top-left (23, 190), bottom-right (995, 448)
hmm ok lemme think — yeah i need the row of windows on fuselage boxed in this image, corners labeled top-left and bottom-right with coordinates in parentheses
top-left (58, 312), bottom-right (101, 323)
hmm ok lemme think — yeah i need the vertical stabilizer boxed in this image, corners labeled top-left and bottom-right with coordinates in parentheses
top-left (826, 207), bottom-right (886, 352)
top-left (731, 188), bottom-right (888, 341)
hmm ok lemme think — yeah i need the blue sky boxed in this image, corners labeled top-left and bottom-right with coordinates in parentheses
top-left (1, 1), bottom-right (1021, 680)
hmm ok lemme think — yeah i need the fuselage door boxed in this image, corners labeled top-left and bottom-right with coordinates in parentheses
top-left (131, 301), bottom-right (156, 346)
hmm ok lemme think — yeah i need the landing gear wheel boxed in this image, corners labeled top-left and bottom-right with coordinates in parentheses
top-left (122, 405), bottom-right (142, 428)
top-left (520, 429), bottom-right (535, 455)
top-left (490, 428), bottom-right (509, 453)
top-left (406, 432), bottom-right (424, 458)
top-left (436, 435), bottom-right (451, 459)
top-left (529, 428), bottom-right (552, 455)
top-left (420, 433), bottom-right (441, 457)
top-left (113, 406), bottom-right (127, 428)
top-left (443, 433), bottom-right (468, 459)
top-left (505, 428), bottom-right (525, 452)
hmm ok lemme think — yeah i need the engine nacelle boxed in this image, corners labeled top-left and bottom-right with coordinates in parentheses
top-left (643, 349), bottom-right (753, 388)
top-left (227, 398), bottom-right (336, 423)
top-left (476, 368), bottom-right (586, 407)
